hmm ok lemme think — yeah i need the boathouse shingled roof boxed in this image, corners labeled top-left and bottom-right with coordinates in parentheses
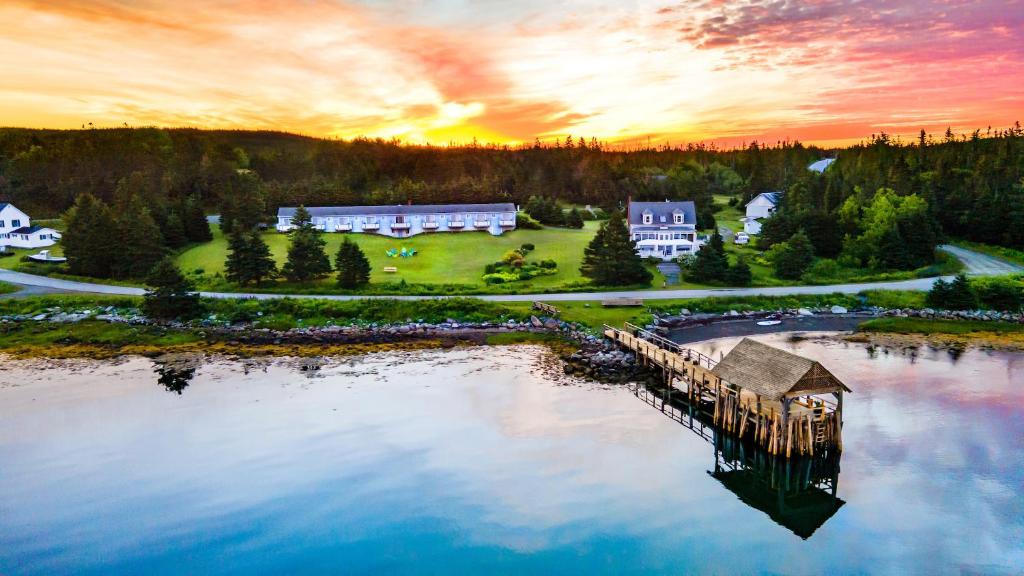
top-left (710, 338), bottom-right (850, 400)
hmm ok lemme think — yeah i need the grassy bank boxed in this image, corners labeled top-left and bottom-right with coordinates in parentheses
top-left (0, 281), bottom-right (17, 295)
top-left (858, 317), bottom-right (1024, 336)
top-left (854, 317), bottom-right (1024, 350)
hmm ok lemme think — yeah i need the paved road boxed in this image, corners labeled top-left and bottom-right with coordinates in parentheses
top-left (938, 244), bottom-right (1023, 276)
top-left (0, 244), bottom-right (1014, 303)
top-left (0, 267), bottom-right (948, 302)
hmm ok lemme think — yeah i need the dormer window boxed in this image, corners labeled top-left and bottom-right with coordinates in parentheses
top-left (660, 215), bottom-right (666, 223)
top-left (642, 211), bottom-right (653, 224)
top-left (674, 213), bottom-right (683, 224)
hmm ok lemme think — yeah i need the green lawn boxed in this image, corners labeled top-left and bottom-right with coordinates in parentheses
top-left (178, 222), bottom-right (601, 290)
top-left (0, 280), bottom-right (17, 295)
top-left (712, 194), bottom-right (745, 233)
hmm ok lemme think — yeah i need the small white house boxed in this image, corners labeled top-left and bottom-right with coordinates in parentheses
top-left (808, 158), bottom-right (836, 173)
top-left (741, 192), bottom-right (783, 235)
top-left (627, 200), bottom-right (702, 261)
top-left (0, 203), bottom-right (61, 249)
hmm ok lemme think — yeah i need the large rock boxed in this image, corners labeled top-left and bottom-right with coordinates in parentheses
top-left (830, 305), bottom-right (848, 314)
top-left (797, 308), bottom-right (814, 316)
top-left (530, 315), bottom-right (544, 328)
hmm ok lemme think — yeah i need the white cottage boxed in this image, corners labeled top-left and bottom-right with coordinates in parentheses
top-left (627, 200), bottom-right (702, 261)
top-left (741, 192), bottom-right (783, 235)
top-left (276, 203), bottom-right (517, 238)
top-left (0, 203), bottom-right (61, 249)
top-left (808, 158), bottom-right (836, 173)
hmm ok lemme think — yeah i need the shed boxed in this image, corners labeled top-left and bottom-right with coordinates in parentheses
top-left (711, 338), bottom-right (850, 400)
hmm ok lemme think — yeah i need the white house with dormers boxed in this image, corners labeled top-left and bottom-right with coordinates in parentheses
top-left (0, 202), bottom-right (61, 250)
top-left (627, 200), bottom-right (702, 261)
top-left (741, 192), bottom-right (783, 235)
top-left (276, 203), bottom-right (517, 238)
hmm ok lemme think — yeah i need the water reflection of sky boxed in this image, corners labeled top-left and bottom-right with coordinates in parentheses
top-left (0, 341), bottom-right (1022, 575)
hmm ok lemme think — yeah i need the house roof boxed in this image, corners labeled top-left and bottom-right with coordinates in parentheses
top-left (710, 338), bottom-right (851, 400)
top-left (627, 200), bottom-right (696, 226)
top-left (745, 192), bottom-right (783, 207)
top-left (9, 226), bottom-right (47, 235)
top-left (0, 202), bottom-right (11, 211)
top-left (277, 203), bottom-right (516, 218)
top-left (808, 158), bottom-right (836, 173)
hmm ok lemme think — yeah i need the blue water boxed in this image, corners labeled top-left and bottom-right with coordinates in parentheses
top-left (0, 338), bottom-right (1022, 575)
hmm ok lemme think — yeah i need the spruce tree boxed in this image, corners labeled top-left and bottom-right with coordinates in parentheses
top-left (225, 228), bottom-right (277, 286)
top-left (580, 212), bottom-right (652, 286)
top-left (727, 255), bottom-right (753, 286)
top-left (182, 195), bottom-right (213, 242)
top-left (566, 207), bottom-right (585, 229)
top-left (687, 230), bottom-right (729, 282)
top-left (281, 206), bottom-right (332, 283)
top-left (773, 230), bottom-right (815, 280)
top-left (142, 257), bottom-right (202, 320)
top-left (336, 236), bottom-right (371, 288)
top-left (62, 193), bottom-right (118, 278)
top-left (163, 211), bottom-right (188, 249)
top-left (113, 194), bottom-right (166, 278)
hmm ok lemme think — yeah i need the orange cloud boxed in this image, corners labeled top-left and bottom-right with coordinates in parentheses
top-left (0, 0), bottom-right (1021, 146)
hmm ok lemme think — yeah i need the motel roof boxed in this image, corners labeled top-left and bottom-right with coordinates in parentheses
top-left (277, 203), bottom-right (516, 219)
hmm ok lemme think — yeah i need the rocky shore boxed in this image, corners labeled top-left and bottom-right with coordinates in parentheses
top-left (3, 301), bottom-right (1022, 364)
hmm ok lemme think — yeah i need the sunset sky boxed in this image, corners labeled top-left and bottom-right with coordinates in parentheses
top-left (1, 0), bottom-right (1022, 147)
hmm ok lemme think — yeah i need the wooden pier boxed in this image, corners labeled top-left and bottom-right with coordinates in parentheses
top-left (604, 323), bottom-right (849, 458)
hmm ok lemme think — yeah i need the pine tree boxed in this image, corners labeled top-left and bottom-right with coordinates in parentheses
top-left (163, 211), bottom-right (188, 249)
top-left (926, 274), bottom-right (977, 310)
top-left (113, 194), bottom-right (166, 279)
top-left (580, 212), bottom-right (652, 286)
top-left (726, 255), bottom-right (753, 286)
top-left (182, 195), bottom-right (213, 242)
top-left (335, 236), bottom-right (371, 288)
top-left (565, 207), bottom-right (585, 229)
top-left (773, 230), bottom-right (815, 280)
top-left (687, 230), bottom-right (729, 282)
top-left (142, 257), bottom-right (202, 320)
top-left (225, 228), bottom-right (277, 286)
top-left (62, 193), bottom-right (118, 278)
top-left (281, 206), bottom-right (332, 283)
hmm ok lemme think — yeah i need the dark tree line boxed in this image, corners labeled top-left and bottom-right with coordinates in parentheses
top-left (2, 124), bottom-right (1021, 259)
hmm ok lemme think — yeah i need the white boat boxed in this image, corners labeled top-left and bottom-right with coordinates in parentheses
top-left (756, 320), bottom-right (782, 326)
top-left (28, 250), bottom-right (67, 263)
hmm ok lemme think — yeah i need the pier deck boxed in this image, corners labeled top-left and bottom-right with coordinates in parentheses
top-left (604, 323), bottom-right (849, 457)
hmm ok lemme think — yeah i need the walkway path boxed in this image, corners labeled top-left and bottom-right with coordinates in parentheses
top-left (0, 244), bottom-right (1014, 302)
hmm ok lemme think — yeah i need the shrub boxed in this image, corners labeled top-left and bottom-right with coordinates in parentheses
top-left (520, 243), bottom-right (535, 252)
top-left (484, 262), bottom-right (499, 274)
top-left (973, 276), bottom-right (1024, 311)
top-left (539, 259), bottom-right (557, 269)
top-left (501, 250), bottom-right (525, 267)
top-left (926, 274), bottom-right (978, 310)
top-left (515, 212), bottom-right (543, 230)
top-left (772, 230), bottom-right (815, 280)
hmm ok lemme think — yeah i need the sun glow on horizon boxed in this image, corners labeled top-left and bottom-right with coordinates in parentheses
top-left (0, 0), bottom-right (1022, 147)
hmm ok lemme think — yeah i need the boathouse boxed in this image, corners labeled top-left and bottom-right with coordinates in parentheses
top-left (711, 338), bottom-right (850, 455)
top-left (603, 327), bottom-right (851, 458)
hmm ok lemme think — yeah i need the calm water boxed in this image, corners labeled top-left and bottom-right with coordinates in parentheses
top-left (0, 337), bottom-right (1022, 575)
